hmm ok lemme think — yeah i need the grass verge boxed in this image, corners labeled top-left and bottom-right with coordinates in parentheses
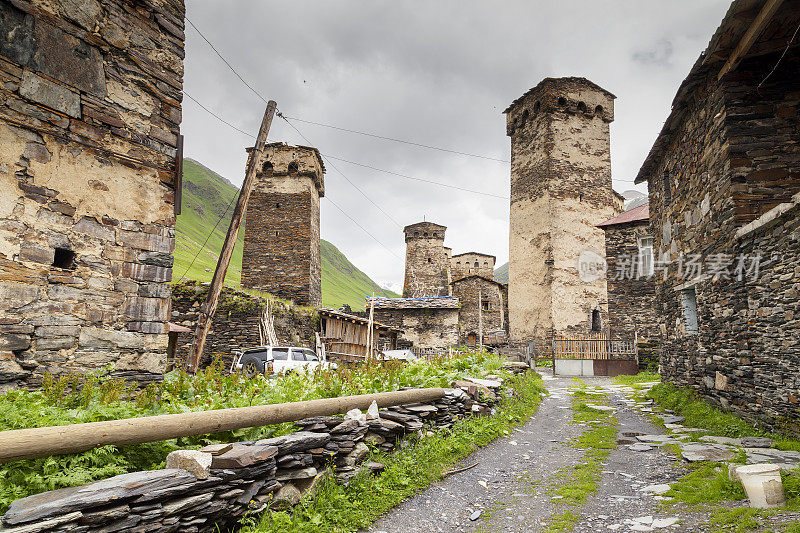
top-left (644, 380), bottom-right (800, 531)
top-left (242, 372), bottom-right (546, 533)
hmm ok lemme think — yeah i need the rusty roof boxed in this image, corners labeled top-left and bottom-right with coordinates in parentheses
top-left (366, 296), bottom-right (460, 310)
top-left (598, 203), bottom-right (650, 227)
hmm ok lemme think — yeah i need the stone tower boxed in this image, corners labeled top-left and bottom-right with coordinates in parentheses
top-left (504, 77), bottom-right (622, 348)
top-left (242, 143), bottom-right (325, 306)
top-left (403, 222), bottom-right (451, 298)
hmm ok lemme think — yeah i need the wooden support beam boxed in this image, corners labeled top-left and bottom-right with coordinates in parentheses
top-left (0, 387), bottom-right (445, 462)
top-left (718, 0), bottom-right (785, 80)
top-left (188, 101), bottom-right (277, 372)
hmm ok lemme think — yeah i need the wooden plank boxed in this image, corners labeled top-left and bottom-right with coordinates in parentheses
top-left (718, 0), bottom-right (785, 80)
top-left (188, 101), bottom-right (277, 372)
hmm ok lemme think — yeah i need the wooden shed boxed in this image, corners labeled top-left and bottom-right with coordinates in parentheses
top-left (319, 309), bottom-right (399, 363)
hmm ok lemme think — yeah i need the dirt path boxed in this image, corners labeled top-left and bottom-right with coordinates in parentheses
top-left (367, 376), bottom-right (706, 533)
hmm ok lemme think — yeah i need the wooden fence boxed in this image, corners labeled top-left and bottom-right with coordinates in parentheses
top-left (552, 333), bottom-right (637, 360)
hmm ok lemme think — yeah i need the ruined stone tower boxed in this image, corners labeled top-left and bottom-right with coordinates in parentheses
top-left (505, 77), bottom-right (623, 348)
top-left (402, 222), bottom-right (451, 298)
top-left (242, 143), bottom-right (325, 306)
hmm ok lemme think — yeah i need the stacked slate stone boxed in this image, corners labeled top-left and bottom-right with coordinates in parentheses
top-left (0, 379), bottom-right (508, 532)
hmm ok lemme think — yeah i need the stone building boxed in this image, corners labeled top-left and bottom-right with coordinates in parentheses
top-left (0, 0), bottom-right (185, 387)
top-left (598, 203), bottom-right (660, 340)
top-left (451, 252), bottom-right (495, 281)
top-left (241, 143), bottom-right (325, 307)
top-left (368, 296), bottom-right (460, 349)
top-left (504, 77), bottom-right (624, 354)
top-left (450, 275), bottom-right (507, 346)
top-left (402, 221), bottom-right (451, 298)
top-left (636, 0), bottom-right (800, 432)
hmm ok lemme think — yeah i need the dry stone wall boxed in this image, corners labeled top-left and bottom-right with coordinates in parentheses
top-left (0, 378), bottom-right (510, 533)
top-left (241, 144), bottom-right (324, 307)
top-left (0, 0), bottom-right (185, 388)
top-left (647, 48), bottom-right (800, 433)
top-left (402, 222), bottom-right (451, 298)
top-left (170, 281), bottom-right (318, 370)
top-left (450, 276), bottom-right (506, 343)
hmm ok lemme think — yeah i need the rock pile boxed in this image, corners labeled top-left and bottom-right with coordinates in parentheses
top-left (0, 379), bottom-right (505, 533)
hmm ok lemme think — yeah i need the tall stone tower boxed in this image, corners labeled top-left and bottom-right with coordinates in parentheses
top-left (403, 222), bottom-right (451, 298)
top-left (505, 77), bottom-right (622, 349)
top-left (242, 143), bottom-right (325, 306)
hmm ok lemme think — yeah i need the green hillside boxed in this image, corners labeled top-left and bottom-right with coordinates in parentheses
top-left (173, 158), bottom-right (399, 310)
top-left (495, 262), bottom-right (509, 283)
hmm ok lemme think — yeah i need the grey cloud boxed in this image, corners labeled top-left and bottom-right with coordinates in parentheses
top-left (182, 0), bottom-right (731, 290)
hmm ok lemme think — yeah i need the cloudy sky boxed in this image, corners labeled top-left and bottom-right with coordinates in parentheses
top-left (181, 0), bottom-right (731, 292)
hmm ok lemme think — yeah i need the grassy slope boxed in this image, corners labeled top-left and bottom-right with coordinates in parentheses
top-left (174, 159), bottom-right (399, 310)
top-left (495, 262), bottom-right (508, 283)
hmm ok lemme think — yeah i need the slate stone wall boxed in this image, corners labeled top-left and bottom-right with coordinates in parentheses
top-left (0, 0), bottom-right (185, 388)
top-left (450, 277), bottom-right (506, 344)
top-left (647, 48), bottom-right (800, 433)
top-left (241, 144), bottom-right (324, 307)
top-left (170, 281), bottom-right (318, 370)
top-left (602, 221), bottom-right (660, 340)
top-left (402, 222), bottom-right (451, 298)
top-left (372, 307), bottom-right (459, 349)
top-left (451, 253), bottom-right (495, 281)
top-left (0, 379), bottom-right (509, 533)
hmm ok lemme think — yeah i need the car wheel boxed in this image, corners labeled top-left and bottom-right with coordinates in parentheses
top-left (243, 359), bottom-right (260, 378)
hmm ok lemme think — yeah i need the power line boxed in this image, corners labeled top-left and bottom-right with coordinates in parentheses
top-left (277, 110), bottom-right (404, 228)
top-left (324, 196), bottom-right (402, 260)
top-left (280, 115), bottom-right (511, 164)
top-left (184, 92), bottom-right (256, 138)
top-left (185, 17), bottom-right (270, 105)
top-left (324, 154), bottom-right (509, 200)
top-left (177, 192), bottom-right (238, 282)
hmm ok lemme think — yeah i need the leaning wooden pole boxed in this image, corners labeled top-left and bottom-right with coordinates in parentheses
top-left (189, 101), bottom-right (277, 372)
top-left (0, 387), bottom-right (445, 463)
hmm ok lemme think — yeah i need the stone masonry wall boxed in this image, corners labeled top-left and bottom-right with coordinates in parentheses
top-left (402, 222), bottom-right (450, 298)
top-left (170, 281), bottom-right (318, 370)
top-left (241, 144), bottom-right (324, 307)
top-left (450, 276), bottom-right (505, 343)
top-left (372, 307), bottom-right (459, 349)
top-left (506, 78), bottom-right (621, 351)
top-left (0, 378), bottom-right (510, 532)
top-left (650, 47), bottom-right (800, 433)
top-left (0, 0), bottom-right (185, 388)
top-left (451, 253), bottom-right (495, 281)
top-left (603, 221), bottom-right (660, 340)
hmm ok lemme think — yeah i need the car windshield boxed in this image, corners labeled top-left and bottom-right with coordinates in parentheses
top-left (271, 348), bottom-right (289, 360)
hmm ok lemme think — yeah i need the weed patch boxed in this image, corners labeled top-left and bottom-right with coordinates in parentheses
top-left (243, 372), bottom-right (546, 533)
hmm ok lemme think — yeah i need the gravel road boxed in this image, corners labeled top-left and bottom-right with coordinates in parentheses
top-left (367, 375), bottom-right (707, 533)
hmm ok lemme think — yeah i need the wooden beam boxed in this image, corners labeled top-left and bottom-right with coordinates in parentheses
top-left (718, 0), bottom-right (785, 80)
top-left (188, 101), bottom-right (277, 372)
top-left (174, 134), bottom-right (184, 216)
top-left (0, 388), bottom-right (445, 462)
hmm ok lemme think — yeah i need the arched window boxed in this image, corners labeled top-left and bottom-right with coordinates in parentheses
top-left (287, 161), bottom-right (299, 173)
top-left (423, 232), bottom-right (428, 237)
top-left (558, 97), bottom-right (566, 107)
top-left (427, 258), bottom-right (432, 264)
top-left (474, 261), bottom-right (479, 268)
top-left (275, 202), bottom-right (280, 209)
top-left (595, 105), bottom-right (604, 116)
top-left (578, 101), bottom-right (587, 113)
top-left (262, 161), bottom-right (274, 173)
top-left (534, 101), bottom-right (541, 114)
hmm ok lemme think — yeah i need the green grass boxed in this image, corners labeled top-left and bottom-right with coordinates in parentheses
top-left (174, 159), bottom-right (399, 310)
top-left (244, 372), bottom-right (547, 533)
top-left (544, 382), bottom-right (618, 532)
top-left (0, 352), bottom-right (506, 512)
top-left (645, 381), bottom-right (800, 532)
top-left (612, 371), bottom-right (660, 386)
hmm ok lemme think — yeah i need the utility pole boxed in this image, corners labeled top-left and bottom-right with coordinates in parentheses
top-left (478, 289), bottom-right (483, 352)
top-left (188, 101), bottom-right (277, 372)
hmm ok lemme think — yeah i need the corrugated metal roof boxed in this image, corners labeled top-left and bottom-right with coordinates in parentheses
top-left (597, 203), bottom-right (650, 227)
top-left (366, 296), bottom-right (460, 309)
